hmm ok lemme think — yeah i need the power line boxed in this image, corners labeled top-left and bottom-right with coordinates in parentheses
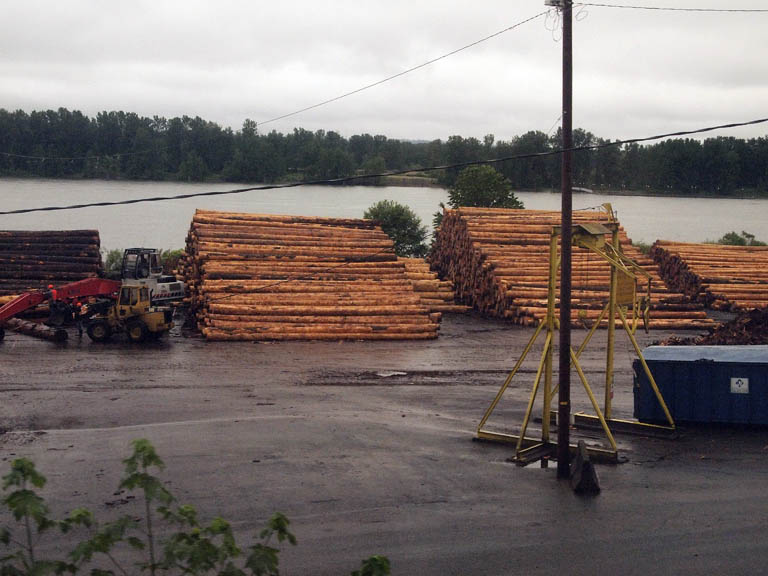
top-left (3, 5), bottom-right (762, 163)
top-left (256, 11), bottom-right (549, 127)
top-left (0, 11), bottom-right (548, 163)
top-left (0, 147), bottom-right (172, 162)
top-left (577, 3), bottom-right (768, 12)
top-left (1, 116), bottom-right (766, 217)
top-left (546, 113), bottom-right (564, 136)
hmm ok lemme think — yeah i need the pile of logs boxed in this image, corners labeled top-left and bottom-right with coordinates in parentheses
top-left (698, 308), bottom-right (768, 345)
top-left (651, 241), bottom-right (768, 311)
top-left (663, 308), bottom-right (768, 346)
top-left (182, 210), bottom-right (441, 341)
top-left (398, 257), bottom-right (469, 313)
top-left (429, 207), bottom-right (715, 329)
top-left (0, 230), bottom-right (102, 296)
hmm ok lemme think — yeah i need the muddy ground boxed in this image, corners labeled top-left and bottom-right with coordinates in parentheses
top-left (1, 313), bottom-right (767, 575)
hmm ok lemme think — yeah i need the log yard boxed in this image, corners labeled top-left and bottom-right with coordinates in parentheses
top-left (1, 207), bottom-right (767, 575)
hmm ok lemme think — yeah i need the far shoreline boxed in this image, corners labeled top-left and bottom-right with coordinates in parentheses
top-left (1, 174), bottom-right (766, 200)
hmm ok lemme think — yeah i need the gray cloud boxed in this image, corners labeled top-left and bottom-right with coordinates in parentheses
top-left (1, 0), bottom-right (766, 142)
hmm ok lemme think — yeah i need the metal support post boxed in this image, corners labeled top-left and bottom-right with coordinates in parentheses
top-left (605, 226), bottom-right (619, 418)
top-left (557, 0), bottom-right (574, 479)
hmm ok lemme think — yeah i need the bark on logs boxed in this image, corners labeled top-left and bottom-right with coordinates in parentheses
top-left (182, 210), bottom-right (441, 341)
top-left (651, 241), bottom-right (768, 311)
top-left (0, 230), bottom-right (102, 296)
top-left (429, 207), bottom-right (715, 329)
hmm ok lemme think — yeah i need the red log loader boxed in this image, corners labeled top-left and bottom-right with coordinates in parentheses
top-left (0, 248), bottom-right (184, 343)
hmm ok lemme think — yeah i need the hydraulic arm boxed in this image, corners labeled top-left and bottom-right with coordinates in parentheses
top-left (0, 277), bottom-right (121, 341)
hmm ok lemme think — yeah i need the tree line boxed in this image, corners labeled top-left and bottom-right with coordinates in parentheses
top-left (1, 107), bottom-right (767, 195)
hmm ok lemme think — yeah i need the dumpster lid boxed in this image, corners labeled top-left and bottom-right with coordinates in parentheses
top-left (642, 345), bottom-right (768, 364)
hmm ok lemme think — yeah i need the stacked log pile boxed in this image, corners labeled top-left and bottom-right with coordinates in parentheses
top-left (182, 210), bottom-right (440, 341)
top-left (651, 241), bottom-right (768, 311)
top-left (429, 207), bottom-right (714, 329)
top-left (398, 257), bottom-right (469, 313)
top-left (0, 230), bottom-right (102, 295)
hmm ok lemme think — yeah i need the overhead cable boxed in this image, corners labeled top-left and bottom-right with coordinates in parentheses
top-left (0, 11), bottom-right (547, 163)
top-left (577, 3), bottom-right (768, 12)
top-left (0, 147), bottom-right (171, 162)
top-left (255, 11), bottom-right (549, 127)
top-left (1, 116), bottom-right (766, 216)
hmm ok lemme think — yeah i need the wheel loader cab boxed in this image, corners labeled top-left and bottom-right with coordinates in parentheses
top-left (121, 249), bottom-right (162, 280)
top-left (117, 285), bottom-right (150, 317)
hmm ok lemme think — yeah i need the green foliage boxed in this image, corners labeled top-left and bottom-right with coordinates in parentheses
top-left (361, 156), bottom-right (386, 175)
top-left (102, 249), bottom-right (124, 276)
top-left (364, 200), bottom-right (428, 258)
top-left (358, 156), bottom-right (387, 185)
top-left (1, 441), bottom-right (380, 576)
top-left (448, 165), bottom-right (524, 210)
top-left (3, 107), bottom-right (768, 195)
top-left (102, 248), bottom-right (184, 276)
top-left (178, 151), bottom-right (208, 182)
top-left (158, 249), bottom-right (185, 274)
top-left (351, 555), bottom-right (391, 576)
top-left (1, 459), bottom-right (67, 575)
top-left (632, 241), bottom-right (652, 255)
top-left (432, 166), bottom-right (523, 240)
top-left (717, 230), bottom-right (766, 246)
top-left (432, 202), bottom-right (446, 230)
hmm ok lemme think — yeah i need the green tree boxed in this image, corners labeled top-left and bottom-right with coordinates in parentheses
top-left (178, 151), bottom-right (208, 182)
top-left (364, 200), bottom-right (428, 258)
top-left (103, 248), bottom-right (124, 276)
top-left (448, 165), bottom-right (523, 209)
top-left (717, 230), bottom-right (766, 246)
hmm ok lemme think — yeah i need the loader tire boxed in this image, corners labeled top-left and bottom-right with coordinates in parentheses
top-left (87, 319), bottom-right (112, 342)
top-left (126, 320), bottom-right (148, 343)
top-left (0, 326), bottom-right (5, 342)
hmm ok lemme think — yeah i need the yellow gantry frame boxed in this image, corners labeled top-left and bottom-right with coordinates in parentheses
top-left (476, 215), bottom-right (675, 462)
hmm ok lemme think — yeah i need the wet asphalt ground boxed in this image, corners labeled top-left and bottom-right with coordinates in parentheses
top-left (1, 313), bottom-right (767, 575)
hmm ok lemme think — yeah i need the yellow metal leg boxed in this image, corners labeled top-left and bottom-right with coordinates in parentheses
top-left (570, 348), bottom-right (618, 452)
top-left (606, 246), bottom-right (617, 419)
top-left (618, 307), bottom-right (675, 428)
top-left (550, 303), bottom-right (607, 400)
top-left (477, 319), bottom-right (546, 432)
top-left (516, 332), bottom-right (552, 455)
top-left (575, 302), bottom-right (609, 359)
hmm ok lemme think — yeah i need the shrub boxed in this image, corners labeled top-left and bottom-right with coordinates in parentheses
top-left (717, 230), bottom-right (766, 246)
top-left (364, 199), bottom-right (428, 258)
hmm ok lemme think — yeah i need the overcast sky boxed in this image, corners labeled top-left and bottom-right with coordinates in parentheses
top-left (1, 1), bottom-right (767, 143)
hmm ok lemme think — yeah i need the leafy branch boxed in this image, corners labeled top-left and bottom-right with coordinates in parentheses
top-left (0, 440), bottom-right (389, 576)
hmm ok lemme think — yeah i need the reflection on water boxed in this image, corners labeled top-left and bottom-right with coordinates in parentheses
top-left (0, 178), bottom-right (766, 250)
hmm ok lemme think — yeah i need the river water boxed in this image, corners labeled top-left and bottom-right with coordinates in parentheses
top-left (0, 178), bottom-right (766, 250)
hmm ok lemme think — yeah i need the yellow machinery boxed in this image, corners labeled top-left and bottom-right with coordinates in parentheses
top-left (86, 282), bottom-right (174, 343)
top-left (477, 208), bottom-right (675, 464)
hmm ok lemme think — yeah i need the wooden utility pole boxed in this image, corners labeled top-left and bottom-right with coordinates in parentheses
top-left (557, 0), bottom-right (573, 479)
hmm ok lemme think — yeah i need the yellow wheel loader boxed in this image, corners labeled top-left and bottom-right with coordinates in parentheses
top-left (86, 283), bottom-right (174, 343)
